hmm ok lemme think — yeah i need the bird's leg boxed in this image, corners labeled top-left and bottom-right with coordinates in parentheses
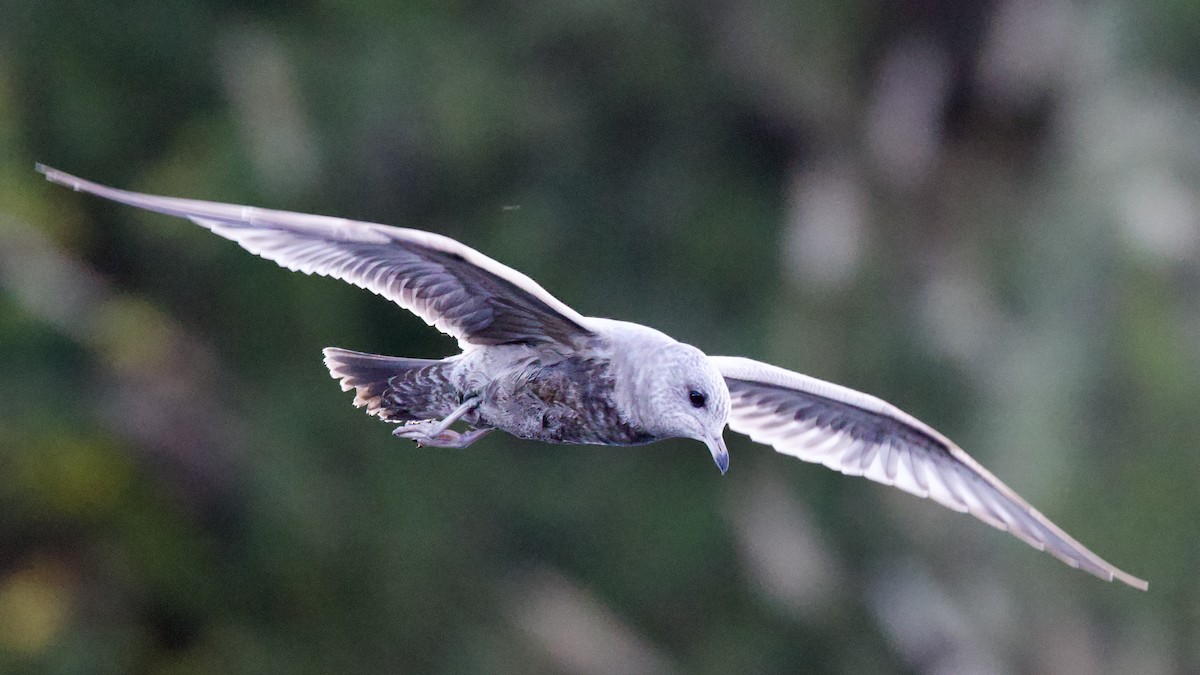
top-left (393, 397), bottom-right (489, 448)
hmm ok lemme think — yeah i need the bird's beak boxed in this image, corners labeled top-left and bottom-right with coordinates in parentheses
top-left (706, 434), bottom-right (729, 475)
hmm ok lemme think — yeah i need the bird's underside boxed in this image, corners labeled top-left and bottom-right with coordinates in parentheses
top-left (324, 345), bottom-right (658, 447)
top-left (37, 164), bottom-right (1149, 590)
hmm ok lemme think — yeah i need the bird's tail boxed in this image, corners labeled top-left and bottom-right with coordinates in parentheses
top-left (323, 347), bottom-right (460, 423)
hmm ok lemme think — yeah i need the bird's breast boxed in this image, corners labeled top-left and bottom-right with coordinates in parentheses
top-left (474, 353), bottom-right (655, 446)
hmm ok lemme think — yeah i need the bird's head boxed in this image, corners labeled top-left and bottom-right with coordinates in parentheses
top-left (640, 343), bottom-right (732, 474)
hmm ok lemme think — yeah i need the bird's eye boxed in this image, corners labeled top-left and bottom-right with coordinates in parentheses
top-left (689, 390), bottom-right (707, 408)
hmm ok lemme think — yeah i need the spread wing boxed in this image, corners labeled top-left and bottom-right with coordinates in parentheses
top-left (710, 355), bottom-right (1147, 590)
top-left (37, 165), bottom-right (593, 348)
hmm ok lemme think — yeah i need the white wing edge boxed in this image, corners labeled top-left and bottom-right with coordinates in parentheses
top-left (36, 164), bottom-right (597, 341)
top-left (710, 355), bottom-right (1149, 591)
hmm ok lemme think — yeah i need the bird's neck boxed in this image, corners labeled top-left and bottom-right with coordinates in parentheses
top-left (609, 341), bottom-right (678, 440)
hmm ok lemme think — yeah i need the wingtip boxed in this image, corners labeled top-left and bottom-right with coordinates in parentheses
top-left (35, 163), bottom-right (83, 191)
top-left (1117, 571), bottom-right (1149, 592)
top-left (35, 163), bottom-right (64, 182)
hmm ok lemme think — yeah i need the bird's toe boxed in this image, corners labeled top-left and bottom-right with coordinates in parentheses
top-left (393, 420), bottom-right (437, 442)
top-left (393, 420), bottom-right (463, 447)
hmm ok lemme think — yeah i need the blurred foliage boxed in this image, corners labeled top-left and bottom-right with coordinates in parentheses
top-left (2, 0), bottom-right (1199, 673)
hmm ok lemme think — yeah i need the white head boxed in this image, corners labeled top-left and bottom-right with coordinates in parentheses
top-left (637, 342), bottom-right (732, 473)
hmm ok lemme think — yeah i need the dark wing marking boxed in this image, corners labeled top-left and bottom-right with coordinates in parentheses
top-left (38, 165), bottom-right (593, 347)
top-left (710, 355), bottom-right (1147, 590)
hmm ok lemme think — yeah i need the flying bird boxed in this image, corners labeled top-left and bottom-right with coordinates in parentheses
top-left (37, 164), bottom-right (1147, 590)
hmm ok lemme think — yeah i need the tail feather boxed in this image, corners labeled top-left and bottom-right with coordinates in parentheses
top-left (323, 347), bottom-right (457, 422)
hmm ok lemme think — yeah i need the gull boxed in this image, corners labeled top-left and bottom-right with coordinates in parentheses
top-left (36, 164), bottom-right (1148, 590)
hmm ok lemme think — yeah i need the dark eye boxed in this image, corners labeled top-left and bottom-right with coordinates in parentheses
top-left (689, 390), bottom-right (707, 408)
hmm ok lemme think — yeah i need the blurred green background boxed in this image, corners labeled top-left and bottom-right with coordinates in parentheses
top-left (1, 0), bottom-right (1198, 673)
